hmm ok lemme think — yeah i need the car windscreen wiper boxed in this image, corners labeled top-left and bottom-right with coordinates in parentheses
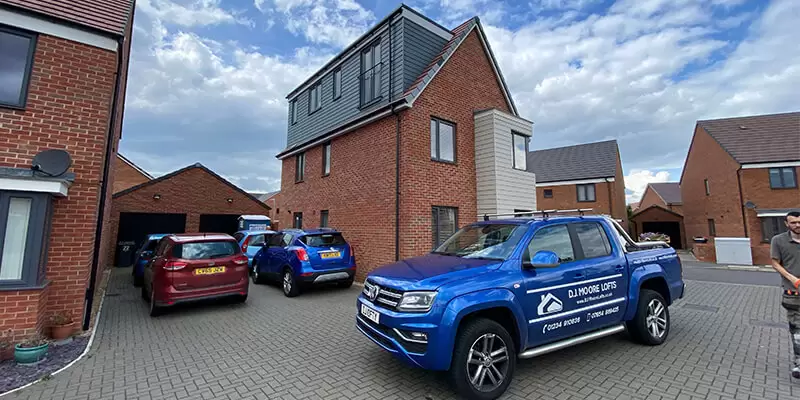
top-left (431, 251), bottom-right (460, 256)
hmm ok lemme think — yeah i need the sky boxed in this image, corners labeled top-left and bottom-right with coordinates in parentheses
top-left (120, 0), bottom-right (800, 203)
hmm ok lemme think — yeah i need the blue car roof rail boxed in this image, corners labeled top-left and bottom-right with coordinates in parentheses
top-left (482, 208), bottom-right (595, 221)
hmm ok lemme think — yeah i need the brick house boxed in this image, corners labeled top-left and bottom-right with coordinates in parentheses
top-left (681, 111), bottom-right (800, 265)
top-left (0, 0), bottom-right (134, 339)
top-left (275, 5), bottom-right (536, 280)
top-left (107, 163), bottom-right (272, 267)
top-left (629, 182), bottom-right (685, 249)
top-left (112, 153), bottom-right (152, 193)
top-left (527, 139), bottom-right (628, 228)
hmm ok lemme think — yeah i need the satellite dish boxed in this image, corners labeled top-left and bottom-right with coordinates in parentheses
top-left (31, 149), bottom-right (72, 177)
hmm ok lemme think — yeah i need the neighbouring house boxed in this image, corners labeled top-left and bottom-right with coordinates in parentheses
top-left (106, 163), bottom-right (272, 268)
top-left (0, 0), bottom-right (135, 340)
top-left (629, 202), bottom-right (640, 212)
top-left (681, 111), bottom-right (800, 265)
top-left (113, 153), bottom-right (153, 193)
top-left (527, 139), bottom-right (628, 228)
top-left (275, 5), bottom-right (536, 280)
top-left (630, 182), bottom-right (685, 249)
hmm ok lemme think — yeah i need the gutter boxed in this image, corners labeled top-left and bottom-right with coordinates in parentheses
top-left (389, 16), bottom-right (401, 262)
top-left (82, 35), bottom-right (125, 331)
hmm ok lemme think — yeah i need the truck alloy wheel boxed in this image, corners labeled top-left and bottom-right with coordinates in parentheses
top-left (466, 333), bottom-right (509, 393)
top-left (627, 289), bottom-right (670, 345)
top-left (646, 299), bottom-right (667, 339)
top-left (450, 319), bottom-right (515, 400)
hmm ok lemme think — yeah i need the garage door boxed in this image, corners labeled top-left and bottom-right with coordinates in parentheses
top-left (642, 221), bottom-right (682, 249)
top-left (115, 212), bottom-right (186, 266)
top-left (199, 214), bottom-right (240, 235)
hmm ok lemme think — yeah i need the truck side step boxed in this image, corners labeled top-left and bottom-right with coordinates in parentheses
top-left (518, 325), bottom-right (626, 359)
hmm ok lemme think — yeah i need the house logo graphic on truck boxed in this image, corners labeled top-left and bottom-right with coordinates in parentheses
top-left (537, 293), bottom-right (563, 316)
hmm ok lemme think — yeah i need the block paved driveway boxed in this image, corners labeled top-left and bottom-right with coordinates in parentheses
top-left (7, 268), bottom-right (800, 400)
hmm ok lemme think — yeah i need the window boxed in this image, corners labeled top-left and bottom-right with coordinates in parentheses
top-left (293, 212), bottom-right (303, 229)
top-left (249, 234), bottom-right (266, 247)
top-left (574, 222), bottom-right (612, 259)
top-left (707, 219), bottom-right (716, 236)
top-left (577, 184), bottom-right (596, 202)
top-left (761, 217), bottom-right (787, 242)
top-left (514, 209), bottom-right (531, 217)
top-left (281, 233), bottom-right (294, 246)
top-left (543, 189), bottom-right (553, 198)
top-left (320, 210), bottom-right (329, 228)
top-left (431, 118), bottom-right (455, 163)
top-left (322, 143), bottom-right (331, 176)
top-left (0, 191), bottom-right (52, 288)
top-left (360, 40), bottom-right (381, 105)
top-left (301, 233), bottom-right (347, 247)
top-left (173, 241), bottom-right (238, 259)
top-left (526, 224), bottom-right (574, 263)
top-left (435, 224), bottom-right (526, 260)
top-left (295, 153), bottom-right (305, 182)
top-left (704, 179), bottom-right (710, 195)
top-left (289, 99), bottom-right (297, 124)
top-left (308, 82), bottom-right (322, 114)
top-left (332, 68), bottom-right (342, 100)
top-left (432, 206), bottom-right (458, 247)
top-left (769, 167), bottom-right (797, 189)
top-left (512, 132), bottom-right (528, 170)
top-left (0, 27), bottom-right (36, 108)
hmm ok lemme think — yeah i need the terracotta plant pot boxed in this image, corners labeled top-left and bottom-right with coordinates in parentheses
top-left (0, 345), bottom-right (12, 361)
top-left (49, 323), bottom-right (76, 340)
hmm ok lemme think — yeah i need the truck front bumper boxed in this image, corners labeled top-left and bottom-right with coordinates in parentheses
top-left (355, 297), bottom-right (448, 371)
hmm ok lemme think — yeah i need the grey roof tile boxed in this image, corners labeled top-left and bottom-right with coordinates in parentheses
top-left (527, 140), bottom-right (619, 183)
top-left (697, 111), bottom-right (800, 164)
top-left (648, 182), bottom-right (682, 204)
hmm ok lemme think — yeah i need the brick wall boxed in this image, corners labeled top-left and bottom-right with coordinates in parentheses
top-left (630, 206), bottom-right (686, 249)
top-left (106, 166), bottom-right (272, 264)
top-left (536, 182), bottom-right (614, 215)
top-left (740, 166), bottom-right (800, 265)
top-left (0, 34), bottom-right (117, 339)
top-left (682, 125), bottom-right (745, 260)
top-left (112, 156), bottom-right (150, 193)
top-left (639, 186), bottom-right (665, 210)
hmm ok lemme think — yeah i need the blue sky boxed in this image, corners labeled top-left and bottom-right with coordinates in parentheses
top-left (121, 0), bottom-right (799, 203)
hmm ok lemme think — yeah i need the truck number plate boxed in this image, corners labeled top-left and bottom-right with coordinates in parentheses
top-left (360, 304), bottom-right (380, 324)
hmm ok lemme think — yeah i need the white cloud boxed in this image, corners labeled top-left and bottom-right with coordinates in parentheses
top-left (624, 170), bottom-right (671, 203)
top-left (137, 0), bottom-right (253, 27)
top-left (255, 0), bottom-right (376, 48)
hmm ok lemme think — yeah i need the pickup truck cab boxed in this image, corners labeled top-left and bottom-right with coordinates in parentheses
top-left (356, 213), bottom-right (684, 400)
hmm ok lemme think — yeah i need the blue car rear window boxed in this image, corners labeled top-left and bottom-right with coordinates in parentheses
top-left (300, 233), bottom-right (346, 247)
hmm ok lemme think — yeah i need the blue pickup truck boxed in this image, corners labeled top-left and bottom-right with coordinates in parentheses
top-left (356, 213), bottom-right (684, 400)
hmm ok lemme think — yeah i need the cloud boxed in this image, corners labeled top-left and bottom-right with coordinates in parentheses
top-left (624, 170), bottom-right (671, 203)
top-left (137, 0), bottom-right (253, 27)
top-left (255, 0), bottom-right (376, 48)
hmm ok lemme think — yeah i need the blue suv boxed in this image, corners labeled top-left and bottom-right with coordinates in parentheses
top-left (131, 233), bottom-right (168, 287)
top-left (251, 228), bottom-right (356, 297)
top-left (357, 214), bottom-right (684, 399)
top-left (233, 229), bottom-right (277, 270)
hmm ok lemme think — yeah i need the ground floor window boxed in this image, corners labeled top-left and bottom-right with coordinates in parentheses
top-left (0, 191), bottom-right (51, 288)
top-left (761, 216), bottom-right (787, 242)
top-left (320, 210), bottom-right (329, 228)
top-left (432, 206), bottom-right (458, 247)
top-left (293, 212), bottom-right (303, 229)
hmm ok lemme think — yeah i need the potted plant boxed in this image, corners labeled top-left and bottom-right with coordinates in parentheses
top-left (48, 311), bottom-right (76, 340)
top-left (0, 329), bottom-right (13, 361)
top-left (14, 336), bottom-right (49, 365)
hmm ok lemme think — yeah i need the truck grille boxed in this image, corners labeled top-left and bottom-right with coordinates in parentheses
top-left (363, 280), bottom-right (403, 310)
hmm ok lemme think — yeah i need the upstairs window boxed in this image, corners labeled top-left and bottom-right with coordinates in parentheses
top-left (289, 99), bottom-right (297, 124)
top-left (577, 184), bottom-right (596, 202)
top-left (707, 219), bottom-right (716, 236)
top-left (512, 132), bottom-right (528, 170)
top-left (322, 142), bottom-right (331, 176)
top-left (431, 118), bottom-right (455, 163)
top-left (0, 27), bottom-right (37, 108)
top-left (543, 189), bottom-right (553, 198)
top-left (769, 167), bottom-right (797, 189)
top-left (704, 179), bottom-right (710, 195)
top-left (332, 68), bottom-right (342, 100)
top-left (308, 82), bottom-right (322, 114)
top-left (295, 153), bottom-right (305, 182)
top-left (360, 41), bottom-right (381, 105)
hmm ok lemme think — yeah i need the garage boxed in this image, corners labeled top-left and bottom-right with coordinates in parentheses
top-left (630, 205), bottom-right (685, 250)
top-left (107, 163), bottom-right (272, 267)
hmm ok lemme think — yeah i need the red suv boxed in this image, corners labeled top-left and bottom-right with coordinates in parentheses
top-left (142, 233), bottom-right (249, 316)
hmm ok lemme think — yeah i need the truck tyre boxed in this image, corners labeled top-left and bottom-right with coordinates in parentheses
top-left (627, 289), bottom-right (670, 345)
top-left (449, 318), bottom-right (516, 400)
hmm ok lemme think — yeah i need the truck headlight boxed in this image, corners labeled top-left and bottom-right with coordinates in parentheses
top-left (397, 291), bottom-right (437, 312)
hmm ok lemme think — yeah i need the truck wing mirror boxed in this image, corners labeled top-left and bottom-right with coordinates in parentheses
top-left (523, 250), bottom-right (560, 269)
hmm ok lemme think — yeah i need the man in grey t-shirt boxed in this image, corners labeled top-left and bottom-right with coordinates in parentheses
top-left (771, 210), bottom-right (800, 379)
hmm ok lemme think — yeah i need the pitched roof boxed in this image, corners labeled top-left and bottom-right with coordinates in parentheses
top-left (113, 163), bottom-right (271, 211)
top-left (527, 140), bottom-right (619, 183)
top-left (630, 204), bottom-right (683, 219)
top-left (117, 153), bottom-right (153, 180)
top-left (0, 0), bottom-right (135, 36)
top-left (648, 182), bottom-right (682, 204)
top-left (696, 111), bottom-right (800, 164)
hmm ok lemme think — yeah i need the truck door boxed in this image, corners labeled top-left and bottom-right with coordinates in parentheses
top-left (521, 223), bottom-right (596, 347)
top-left (569, 221), bottom-right (628, 327)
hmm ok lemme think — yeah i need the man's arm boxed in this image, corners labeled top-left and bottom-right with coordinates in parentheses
top-left (771, 236), bottom-right (800, 289)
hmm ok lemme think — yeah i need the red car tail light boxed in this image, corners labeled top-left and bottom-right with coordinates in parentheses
top-left (294, 248), bottom-right (309, 262)
top-left (241, 236), bottom-right (251, 252)
top-left (233, 255), bottom-right (249, 265)
top-left (164, 261), bottom-right (187, 271)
